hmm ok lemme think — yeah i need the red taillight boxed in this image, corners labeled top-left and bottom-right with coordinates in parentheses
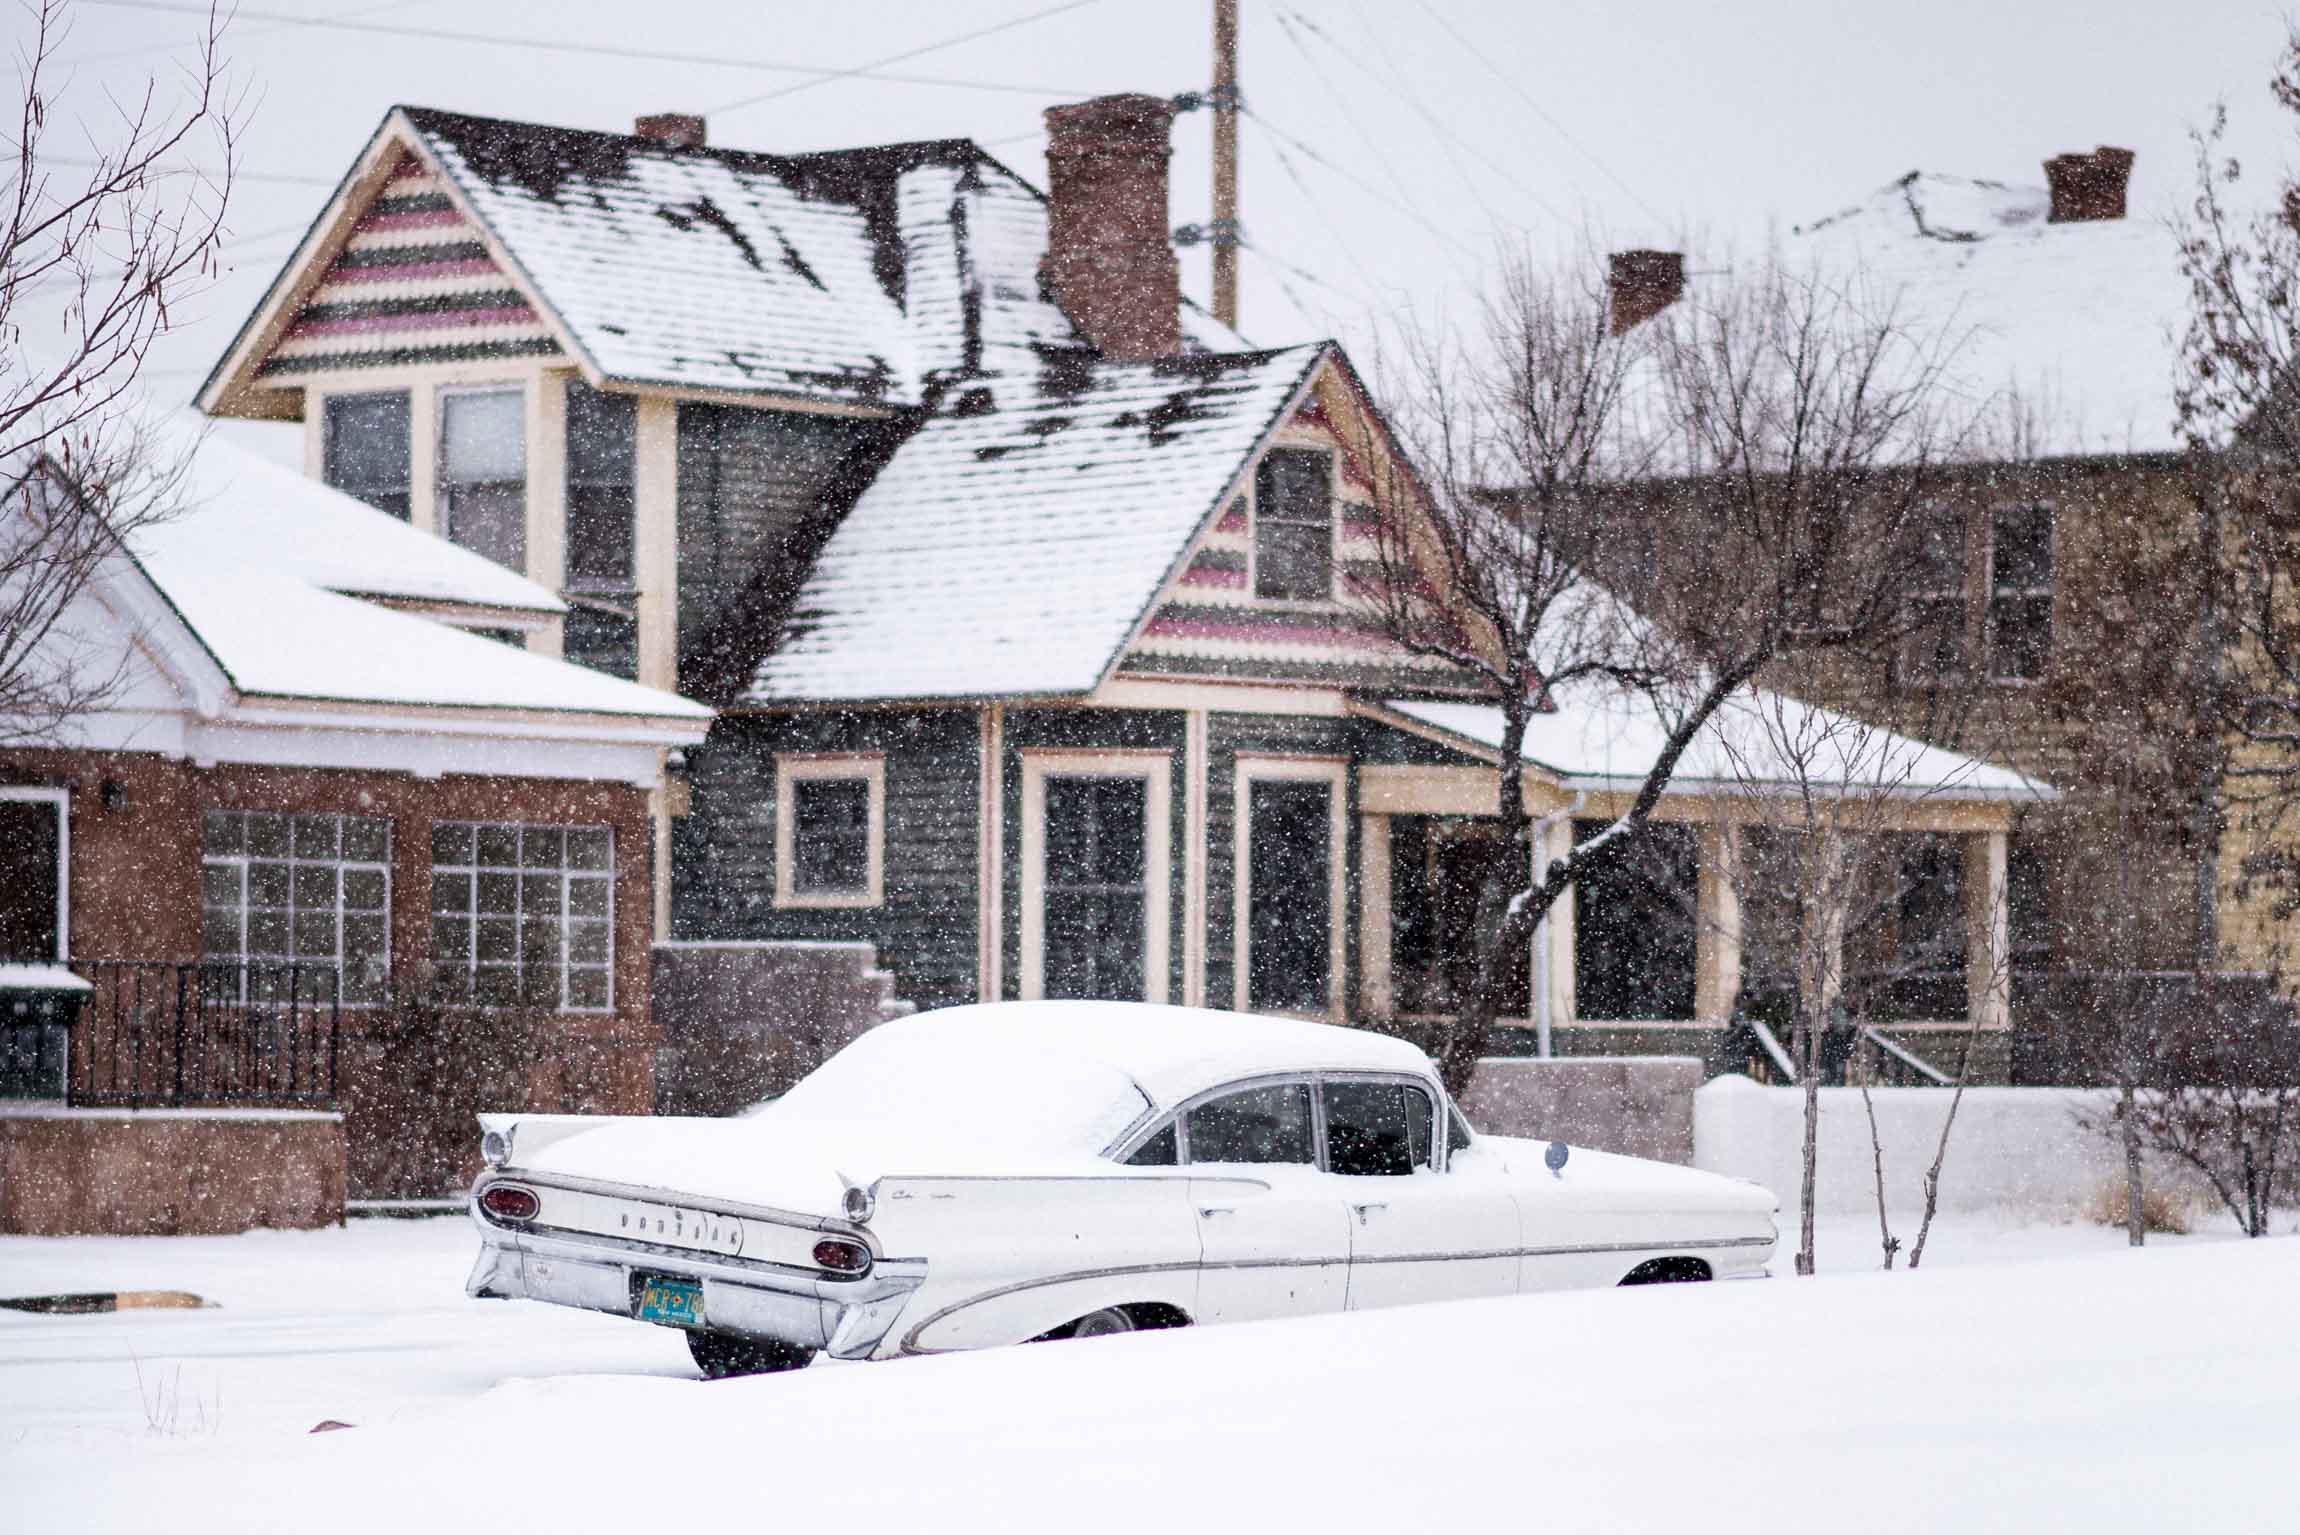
top-left (479, 1184), bottom-right (540, 1222)
top-left (812, 1238), bottom-right (871, 1275)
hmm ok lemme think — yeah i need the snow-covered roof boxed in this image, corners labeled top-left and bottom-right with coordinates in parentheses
top-left (148, 415), bottom-right (560, 616)
top-left (1380, 679), bottom-right (2051, 802)
top-left (746, 345), bottom-right (1328, 704)
top-left (1789, 171), bottom-right (2187, 459)
top-left (89, 422), bottom-right (708, 724)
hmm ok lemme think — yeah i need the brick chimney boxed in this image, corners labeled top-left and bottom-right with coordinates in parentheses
top-left (2043, 146), bottom-right (2134, 223)
top-left (1608, 249), bottom-right (1685, 335)
top-left (1042, 93), bottom-right (1182, 361)
top-left (635, 114), bottom-right (707, 150)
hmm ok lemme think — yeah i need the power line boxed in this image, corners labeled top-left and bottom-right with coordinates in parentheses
top-left (1266, 8), bottom-right (1452, 243)
top-left (75, 0), bottom-right (1097, 101)
top-left (1407, 0), bottom-right (1674, 230)
top-left (41, 154), bottom-right (336, 187)
top-left (1292, 4), bottom-right (1567, 230)
top-left (706, 0), bottom-right (1110, 116)
top-left (1242, 104), bottom-right (1480, 262)
top-left (59, 0), bottom-right (442, 68)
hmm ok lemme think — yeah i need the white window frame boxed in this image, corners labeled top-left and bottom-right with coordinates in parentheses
top-left (0, 786), bottom-right (69, 962)
top-left (775, 753), bottom-right (886, 909)
top-left (200, 810), bottom-right (393, 1006)
top-left (1232, 755), bottom-right (1350, 1020)
top-left (1020, 750), bottom-right (1172, 1004)
top-left (1246, 440), bottom-right (1341, 607)
top-left (429, 821), bottom-right (616, 1014)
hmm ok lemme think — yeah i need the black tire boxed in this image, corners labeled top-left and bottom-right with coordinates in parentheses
top-left (686, 1329), bottom-right (815, 1378)
top-left (1618, 1257), bottom-right (1712, 1286)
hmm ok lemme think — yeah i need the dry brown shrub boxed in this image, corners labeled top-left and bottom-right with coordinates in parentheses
top-left (2081, 1178), bottom-right (2198, 1236)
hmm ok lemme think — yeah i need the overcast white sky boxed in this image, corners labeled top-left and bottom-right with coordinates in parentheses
top-left (21, 0), bottom-right (2298, 461)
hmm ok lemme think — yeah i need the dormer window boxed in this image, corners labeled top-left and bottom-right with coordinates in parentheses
top-left (1252, 448), bottom-right (1334, 601)
top-left (439, 387), bottom-right (527, 571)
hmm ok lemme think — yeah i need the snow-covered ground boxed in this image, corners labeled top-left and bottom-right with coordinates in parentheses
top-left (3, 1211), bottom-right (2293, 1531)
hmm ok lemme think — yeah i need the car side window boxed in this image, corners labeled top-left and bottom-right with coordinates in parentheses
top-left (1125, 1122), bottom-right (1178, 1166)
top-left (1185, 1083), bottom-right (1314, 1165)
top-left (1324, 1081), bottom-right (1433, 1176)
top-left (1446, 1102), bottom-right (1475, 1157)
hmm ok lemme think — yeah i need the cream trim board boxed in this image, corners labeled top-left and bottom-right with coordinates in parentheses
top-left (773, 753), bottom-right (887, 909)
top-left (1088, 676), bottom-right (1352, 718)
top-left (1183, 710), bottom-right (1209, 1007)
top-left (1019, 749), bottom-right (1173, 1005)
top-left (0, 787), bottom-right (70, 963)
top-left (1231, 755), bottom-right (1350, 1020)
top-left (977, 704), bottom-right (1005, 1003)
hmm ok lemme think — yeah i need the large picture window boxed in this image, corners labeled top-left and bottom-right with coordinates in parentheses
top-left (430, 823), bottom-right (614, 1011)
top-left (201, 812), bottom-right (391, 1004)
top-left (1252, 447), bottom-right (1334, 601)
top-left (774, 755), bottom-right (886, 908)
top-left (323, 391), bottom-right (411, 519)
top-left (439, 387), bottom-right (527, 570)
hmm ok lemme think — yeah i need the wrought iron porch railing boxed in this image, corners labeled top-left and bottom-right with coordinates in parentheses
top-left (63, 961), bottom-right (341, 1110)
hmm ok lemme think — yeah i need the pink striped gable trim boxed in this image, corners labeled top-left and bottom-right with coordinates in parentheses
top-left (1140, 612), bottom-right (1387, 648)
top-left (1177, 564), bottom-right (1247, 588)
top-left (319, 258), bottom-right (501, 287)
top-left (286, 304), bottom-right (539, 340)
top-left (354, 208), bottom-right (466, 235)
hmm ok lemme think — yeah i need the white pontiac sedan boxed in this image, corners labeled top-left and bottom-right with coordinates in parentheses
top-left (467, 1003), bottom-right (1777, 1377)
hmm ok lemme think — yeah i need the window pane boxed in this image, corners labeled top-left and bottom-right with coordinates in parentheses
top-left (342, 817), bottom-right (390, 863)
top-left (445, 482), bottom-right (526, 569)
top-left (0, 799), bottom-right (62, 963)
top-left (202, 811), bottom-right (244, 854)
top-left (566, 827), bottom-right (611, 871)
top-left (432, 822), bottom-right (475, 864)
top-left (477, 825), bottom-right (519, 867)
top-left (1185, 1083), bottom-right (1314, 1165)
top-left (565, 968), bottom-right (611, 1010)
top-left (324, 392), bottom-right (411, 519)
top-left (1255, 521), bottom-right (1331, 601)
top-left (343, 868), bottom-right (388, 912)
top-left (246, 813), bottom-right (290, 858)
top-left (1992, 595), bottom-right (2053, 681)
top-left (1992, 505), bottom-right (2052, 591)
top-left (793, 778), bottom-right (872, 893)
top-left (1125, 1122), bottom-right (1178, 1167)
top-left (441, 389), bottom-right (526, 483)
top-left (248, 910), bottom-right (290, 957)
top-left (248, 861), bottom-right (291, 908)
top-left (431, 872), bottom-right (471, 914)
top-left (1325, 1082), bottom-right (1431, 1176)
top-left (568, 876), bottom-right (611, 918)
top-left (567, 382), bottom-right (636, 588)
top-left (1253, 448), bottom-right (1333, 600)
top-left (1255, 448), bottom-right (1332, 527)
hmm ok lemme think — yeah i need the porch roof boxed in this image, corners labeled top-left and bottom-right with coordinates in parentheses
top-left (1375, 682), bottom-right (2053, 804)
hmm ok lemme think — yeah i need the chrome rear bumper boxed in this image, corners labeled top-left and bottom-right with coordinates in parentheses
top-left (468, 1223), bottom-right (927, 1360)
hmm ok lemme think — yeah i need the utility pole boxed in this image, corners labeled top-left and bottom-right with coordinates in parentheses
top-left (1212, 0), bottom-right (1240, 330)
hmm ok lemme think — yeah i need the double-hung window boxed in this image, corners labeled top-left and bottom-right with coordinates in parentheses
top-left (323, 392), bottom-right (412, 519)
top-left (1252, 447), bottom-right (1334, 600)
top-left (1900, 505), bottom-right (1968, 682)
top-left (0, 788), bottom-right (68, 963)
top-left (429, 823), bottom-right (614, 1011)
top-left (201, 812), bottom-right (391, 1004)
top-left (439, 387), bottom-right (527, 570)
top-left (1988, 504), bottom-right (2054, 683)
top-left (565, 381), bottom-right (636, 592)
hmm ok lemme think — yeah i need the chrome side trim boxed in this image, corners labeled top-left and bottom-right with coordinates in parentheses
top-left (473, 1168), bottom-right (867, 1241)
top-left (895, 1231), bottom-right (1773, 1354)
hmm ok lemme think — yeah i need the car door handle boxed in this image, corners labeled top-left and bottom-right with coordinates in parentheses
top-left (1351, 1202), bottom-right (1388, 1224)
top-left (1198, 1206), bottom-right (1235, 1219)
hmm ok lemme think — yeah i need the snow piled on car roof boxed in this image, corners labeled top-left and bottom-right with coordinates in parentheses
top-left (519, 1003), bottom-right (1438, 1208)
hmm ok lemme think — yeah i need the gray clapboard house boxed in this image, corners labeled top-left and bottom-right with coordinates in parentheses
top-left (199, 92), bottom-right (2043, 1067)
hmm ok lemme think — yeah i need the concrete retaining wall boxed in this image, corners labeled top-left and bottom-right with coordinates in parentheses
top-left (0, 1105), bottom-right (345, 1235)
top-left (1691, 1078), bottom-right (2198, 1219)
top-left (1460, 1056), bottom-right (1703, 1163)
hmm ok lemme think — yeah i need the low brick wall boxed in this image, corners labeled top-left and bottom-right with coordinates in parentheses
top-left (0, 1106), bottom-right (345, 1235)
top-left (1459, 1056), bottom-right (1703, 1164)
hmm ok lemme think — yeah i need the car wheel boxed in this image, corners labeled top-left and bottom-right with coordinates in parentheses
top-left (686, 1329), bottom-right (815, 1378)
top-left (1618, 1257), bottom-right (1712, 1286)
top-left (1065, 1307), bottom-right (1137, 1340)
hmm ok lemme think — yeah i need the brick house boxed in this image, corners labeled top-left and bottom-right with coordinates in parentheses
top-left (192, 92), bottom-right (2046, 1080)
top-left (0, 421), bottom-right (709, 1217)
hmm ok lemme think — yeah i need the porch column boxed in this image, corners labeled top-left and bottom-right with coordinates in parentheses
top-left (1183, 709), bottom-right (1209, 1007)
top-left (1966, 828), bottom-right (2011, 1031)
top-left (1358, 811), bottom-right (1392, 1018)
top-left (1540, 814), bottom-right (1575, 1042)
top-left (634, 395), bottom-right (680, 944)
top-left (1695, 820), bottom-right (1742, 1023)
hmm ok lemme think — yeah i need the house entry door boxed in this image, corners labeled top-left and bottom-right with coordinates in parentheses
top-left (1042, 776), bottom-right (1150, 1000)
top-left (1246, 780), bottom-right (1332, 1013)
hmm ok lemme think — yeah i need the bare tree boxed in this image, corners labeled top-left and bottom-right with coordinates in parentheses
top-left (2, 0), bottom-right (236, 743)
top-left (1362, 246), bottom-right (1983, 1095)
top-left (1706, 682), bottom-right (2006, 1273)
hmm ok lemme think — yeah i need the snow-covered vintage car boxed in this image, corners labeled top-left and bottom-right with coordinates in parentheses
top-left (467, 1003), bottom-right (1776, 1376)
